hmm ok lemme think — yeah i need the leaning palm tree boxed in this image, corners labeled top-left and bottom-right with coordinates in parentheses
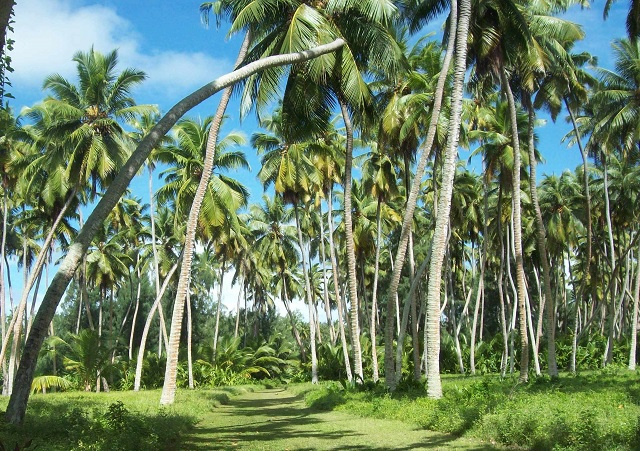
top-left (6, 39), bottom-right (346, 423)
top-left (0, 48), bottom-right (150, 388)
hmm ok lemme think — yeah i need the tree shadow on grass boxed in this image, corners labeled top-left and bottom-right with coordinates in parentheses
top-left (181, 388), bottom-right (500, 450)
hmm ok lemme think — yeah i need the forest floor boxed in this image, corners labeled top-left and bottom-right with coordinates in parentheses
top-left (180, 386), bottom-right (498, 450)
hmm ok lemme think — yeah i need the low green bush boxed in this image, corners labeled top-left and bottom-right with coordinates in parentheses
top-left (304, 370), bottom-right (640, 450)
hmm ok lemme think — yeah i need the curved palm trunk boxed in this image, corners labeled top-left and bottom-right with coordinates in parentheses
top-left (129, 264), bottom-right (143, 361)
top-left (565, 97), bottom-right (592, 272)
top-left (339, 98), bottom-right (363, 382)
top-left (0, 189), bottom-right (75, 367)
top-left (234, 279), bottom-right (243, 338)
top-left (500, 67), bottom-right (529, 382)
top-left (294, 205), bottom-right (318, 383)
top-left (526, 106), bottom-right (558, 376)
top-left (161, 34), bottom-right (344, 404)
top-left (213, 259), bottom-right (226, 362)
top-left (370, 196), bottom-right (383, 382)
top-left (0, 193), bottom-right (7, 372)
top-left (629, 241), bottom-right (640, 370)
top-left (186, 289), bottom-right (194, 389)
top-left (318, 210), bottom-right (335, 344)
top-left (4, 37), bottom-right (346, 424)
top-left (384, 0), bottom-right (458, 390)
top-left (281, 278), bottom-right (306, 359)
top-left (134, 259), bottom-right (179, 391)
top-left (603, 157), bottom-right (617, 366)
top-left (160, 33), bottom-right (251, 404)
top-left (328, 192), bottom-right (352, 381)
top-left (395, 242), bottom-right (432, 384)
top-left (424, 0), bottom-right (471, 398)
top-left (471, 183), bottom-right (489, 374)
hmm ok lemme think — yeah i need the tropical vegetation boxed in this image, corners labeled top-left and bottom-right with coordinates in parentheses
top-left (0, 0), bottom-right (639, 448)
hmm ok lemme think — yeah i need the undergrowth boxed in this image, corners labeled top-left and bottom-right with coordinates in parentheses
top-left (304, 367), bottom-right (640, 450)
top-left (0, 386), bottom-right (258, 450)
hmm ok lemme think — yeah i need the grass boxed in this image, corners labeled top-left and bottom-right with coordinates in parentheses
top-left (0, 382), bottom-right (494, 450)
top-left (304, 366), bottom-right (640, 450)
top-left (1, 367), bottom-right (638, 449)
top-left (0, 385), bottom-right (259, 450)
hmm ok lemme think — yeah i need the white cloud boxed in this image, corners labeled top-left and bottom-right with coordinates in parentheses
top-left (11, 0), bottom-right (231, 101)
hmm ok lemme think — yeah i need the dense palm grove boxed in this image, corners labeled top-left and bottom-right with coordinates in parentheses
top-left (1, 0), bottom-right (640, 424)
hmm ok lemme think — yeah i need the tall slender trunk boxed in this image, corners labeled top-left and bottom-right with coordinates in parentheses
top-left (370, 196), bottom-right (383, 382)
top-left (281, 279), bottom-right (306, 360)
top-left (603, 157), bottom-right (617, 366)
top-left (5, 37), bottom-right (346, 424)
top-left (501, 67), bottom-right (529, 382)
top-left (129, 264), bottom-right (143, 361)
top-left (471, 181), bottom-right (489, 374)
top-left (0, 192), bottom-right (7, 379)
top-left (160, 33), bottom-right (252, 404)
top-left (565, 97), bottom-right (592, 273)
top-left (134, 259), bottom-right (180, 391)
top-left (327, 192), bottom-right (352, 382)
top-left (629, 240), bottom-right (640, 370)
top-left (318, 207), bottom-right (335, 344)
top-left (234, 280), bottom-right (242, 338)
top-left (384, 0), bottom-right (458, 390)
top-left (339, 98), bottom-right (363, 382)
top-left (186, 289), bottom-right (194, 389)
top-left (0, 189), bottom-right (76, 367)
top-left (424, 0), bottom-right (470, 398)
top-left (213, 259), bottom-right (226, 362)
top-left (295, 206), bottom-right (317, 384)
top-left (527, 105), bottom-right (558, 376)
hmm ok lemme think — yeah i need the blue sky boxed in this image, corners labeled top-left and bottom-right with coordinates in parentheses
top-left (7, 0), bottom-right (631, 317)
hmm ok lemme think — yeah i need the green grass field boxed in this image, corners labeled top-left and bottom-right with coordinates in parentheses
top-left (1, 367), bottom-right (639, 450)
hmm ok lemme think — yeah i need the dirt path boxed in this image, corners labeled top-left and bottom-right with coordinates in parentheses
top-left (180, 388), bottom-right (497, 450)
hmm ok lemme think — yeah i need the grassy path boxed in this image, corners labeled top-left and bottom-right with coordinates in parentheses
top-left (181, 387), bottom-right (498, 450)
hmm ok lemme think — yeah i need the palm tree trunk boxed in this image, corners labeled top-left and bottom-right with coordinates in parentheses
top-left (318, 208), bottom-right (335, 344)
top-left (281, 278), bottom-right (306, 360)
top-left (213, 259), bottom-right (226, 362)
top-left (0, 189), bottom-right (76, 367)
top-left (629, 240), bottom-right (640, 369)
top-left (424, 0), bottom-right (471, 398)
top-left (186, 289), bottom-right (194, 389)
top-left (500, 67), bottom-right (529, 382)
top-left (603, 157), bottom-right (617, 366)
top-left (5, 37), bottom-right (346, 424)
top-left (527, 106), bottom-right (558, 376)
top-left (0, 191), bottom-right (7, 374)
top-left (294, 204), bottom-right (318, 383)
top-left (129, 265), bottom-right (143, 361)
top-left (339, 98), bottom-right (363, 382)
top-left (134, 259), bottom-right (180, 391)
top-left (370, 196), bottom-right (383, 382)
top-left (327, 191), bottom-right (352, 382)
top-left (384, 0), bottom-right (458, 390)
top-left (234, 280), bottom-right (242, 338)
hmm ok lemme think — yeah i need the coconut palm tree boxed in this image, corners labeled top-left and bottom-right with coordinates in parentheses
top-left (0, 48), bottom-right (150, 379)
top-left (249, 195), bottom-right (306, 359)
top-left (6, 39), bottom-right (345, 423)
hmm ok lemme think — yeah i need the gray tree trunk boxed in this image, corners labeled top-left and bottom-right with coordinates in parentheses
top-left (384, 0), bottom-right (458, 390)
top-left (500, 67), bottom-right (529, 382)
top-left (527, 106), bottom-right (558, 376)
top-left (134, 259), bottom-right (180, 391)
top-left (425, 0), bottom-right (471, 398)
top-left (339, 98), bottom-right (363, 382)
top-left (5, 37), bottom-right (345, 423)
